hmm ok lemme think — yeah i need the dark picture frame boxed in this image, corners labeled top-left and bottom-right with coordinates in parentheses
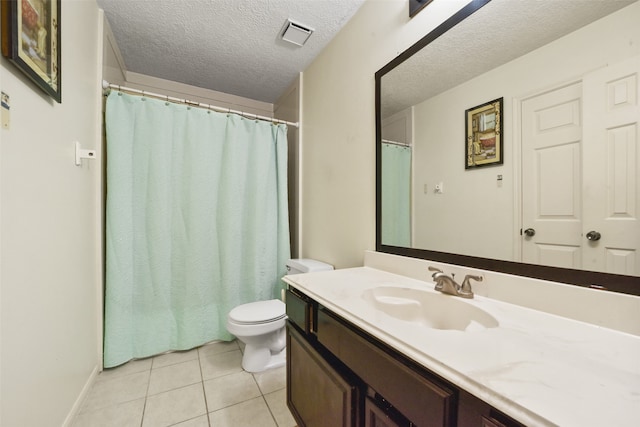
top-left (1, 0), bottom-right (61, 103)
top-left (410, 0), bottom-right (435, 18)
top-left (465, 97), bottom-right (503, 169)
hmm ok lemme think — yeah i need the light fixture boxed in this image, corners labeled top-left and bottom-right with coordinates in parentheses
top-left (280, 19), bottom-right (313, 47)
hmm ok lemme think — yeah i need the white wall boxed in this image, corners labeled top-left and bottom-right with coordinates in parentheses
top-left (300, 0), bottom-right (471, 268)
top-left (120, 71), bottom-right (275, 118)
top-left (102, 16), bottom-right (126, 87)
top-left (300, 0), bottom-right (640, 269)
top-left (0, 1), bottom-right (103, 425)
top-left (411, 3), bottom-right (640, 260)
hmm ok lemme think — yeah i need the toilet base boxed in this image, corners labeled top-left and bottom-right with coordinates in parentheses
top-left (262, 347), bottom-right (286, 371)
top-left (241, 345), bottom-right (286, 373)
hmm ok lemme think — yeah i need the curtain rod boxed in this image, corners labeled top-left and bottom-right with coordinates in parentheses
top-left (101, 80), bottom-right (299, 128)
top-left (382, 139), bottom-right (411, 147)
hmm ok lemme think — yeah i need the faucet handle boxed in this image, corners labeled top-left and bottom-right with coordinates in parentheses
top-left (460, 274), bottom-right (483, 297)
top-left (428, 266), bottom-right (444, 290)
top-left (428, 266), bottom-right (442, 277)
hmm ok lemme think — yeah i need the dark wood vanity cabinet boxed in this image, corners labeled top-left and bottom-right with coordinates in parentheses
top-left (285, 288), bottom-right (525, 427)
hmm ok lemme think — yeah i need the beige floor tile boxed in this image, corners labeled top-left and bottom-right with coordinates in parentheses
top-left (148, 359), bottom-right (202, 395)
top-left (80, 370), bottom-right (150, 413)
top-left (142, 383), bottom-right (207, 427)
top-left (152, 348), bottom-right (199, 369)
top-left (199, 349), bottom-right (243, 380)
top-left (171, 414), bottom-right (210, 427)
top-left (197, 340), bottom-right (239, 358)
top-left (203, 371), bottom-right (261, 411)
top-left (253, 366), bottom-right (286, 395)
top-left (77, 342), bottom-right (290, 427)
top-left (264, 389), bottom-right (297, 427)
top-left (72, 398), bottom-right (145, 427)
top-left (208, 397), bottom-right (277, 427)
top-left (99, 358), bottom-right (153, 380)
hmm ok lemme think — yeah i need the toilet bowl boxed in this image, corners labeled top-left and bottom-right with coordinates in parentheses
top-left (226, 258), bottom-right (333, 373)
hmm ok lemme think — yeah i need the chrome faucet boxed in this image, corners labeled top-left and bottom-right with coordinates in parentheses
top-left (428, 267), bottom-right (482, 299)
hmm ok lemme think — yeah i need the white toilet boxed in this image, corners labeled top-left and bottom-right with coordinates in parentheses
top-left (226, 258), bottom-right (333, 373)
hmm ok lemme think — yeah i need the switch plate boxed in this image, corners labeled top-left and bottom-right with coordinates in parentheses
top-left (1, 91), bottom-right (10, 130)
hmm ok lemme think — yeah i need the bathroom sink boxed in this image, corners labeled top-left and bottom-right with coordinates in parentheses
top-left (362, 286), bottom-right (498, 331)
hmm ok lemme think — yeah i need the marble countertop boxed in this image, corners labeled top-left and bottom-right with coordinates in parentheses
top-left (283, 267), bottom-right (640, 427)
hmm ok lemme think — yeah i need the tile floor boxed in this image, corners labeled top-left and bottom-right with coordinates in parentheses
top-left (72, 341), bottom-right (297, 427)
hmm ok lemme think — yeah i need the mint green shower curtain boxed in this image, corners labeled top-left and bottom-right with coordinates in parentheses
top-left (381, 143), bottom-right (412, 247)
top-left (103, 91), bottom-right (290, 368)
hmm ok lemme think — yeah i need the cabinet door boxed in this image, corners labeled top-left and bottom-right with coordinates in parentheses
top-left (365, 397), bottom-right (411, 427)
top-left (287, 325), bottom-right (359, 427)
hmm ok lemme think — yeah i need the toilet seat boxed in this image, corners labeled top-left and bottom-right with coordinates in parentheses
top-left (228, 299), bottom-right (286, 325)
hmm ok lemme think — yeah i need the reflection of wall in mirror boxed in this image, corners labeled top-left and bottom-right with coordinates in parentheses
top-left (381, 108), bottom-right (412, 145)
top-left (406, 2), bottom-right (639, 261)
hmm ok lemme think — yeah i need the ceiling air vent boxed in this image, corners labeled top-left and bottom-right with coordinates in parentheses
top-left (280, 19), bottom-right (314, 47)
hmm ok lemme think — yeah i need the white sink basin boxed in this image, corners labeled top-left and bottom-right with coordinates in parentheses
top-left (362, 286), bottom-right (499, 331)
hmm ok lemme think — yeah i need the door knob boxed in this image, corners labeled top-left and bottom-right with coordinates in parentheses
top-left (586, 231), bottom-right (601, 241)
top-left (523, 228), bottom-right (535, 237)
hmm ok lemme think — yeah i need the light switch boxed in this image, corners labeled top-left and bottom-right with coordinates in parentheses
top-left (1, 92), bottom-right (10, 130)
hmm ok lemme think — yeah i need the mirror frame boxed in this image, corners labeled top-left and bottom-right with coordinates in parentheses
top-left (375, 0), bottom-right (640, 296)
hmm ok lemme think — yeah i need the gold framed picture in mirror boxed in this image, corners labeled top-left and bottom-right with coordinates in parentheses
top-left (465, 98), bottom-right (503, 169)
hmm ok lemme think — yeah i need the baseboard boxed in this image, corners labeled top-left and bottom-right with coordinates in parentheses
top-left (61, 364), bottom-right (100, 427)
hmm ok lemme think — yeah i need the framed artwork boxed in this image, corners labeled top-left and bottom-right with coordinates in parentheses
top-left (465, 97), bottom-right (503, 169)
top-left (409, 0), bottom-right (435, 18)
top-left (1, 0), bottom-right (61, 103)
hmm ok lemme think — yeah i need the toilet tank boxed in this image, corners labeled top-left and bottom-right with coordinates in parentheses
top-left (286, 258), bottom-right (333, 275)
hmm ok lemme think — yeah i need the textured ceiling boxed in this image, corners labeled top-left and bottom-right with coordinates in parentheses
top-left (97, 0), bottom-right (366, 103)
top-left (381, 0), bottom-right (637, 118)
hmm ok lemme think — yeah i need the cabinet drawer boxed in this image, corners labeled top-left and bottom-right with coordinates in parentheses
top-left (286, 288), bottom-right (313, 334)
top-left (317, 308), bottom-right (455, 427)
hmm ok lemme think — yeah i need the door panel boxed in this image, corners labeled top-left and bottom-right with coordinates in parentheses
top-left (537, 244), bottom-right (581, 269)
top-left (521, 83), bottom-right (583, 267)
top-left (583, 56), bottom-right (639, 275)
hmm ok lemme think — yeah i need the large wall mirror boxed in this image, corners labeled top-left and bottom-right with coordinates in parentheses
top-left (376, 0), bottom-right (640, 295)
